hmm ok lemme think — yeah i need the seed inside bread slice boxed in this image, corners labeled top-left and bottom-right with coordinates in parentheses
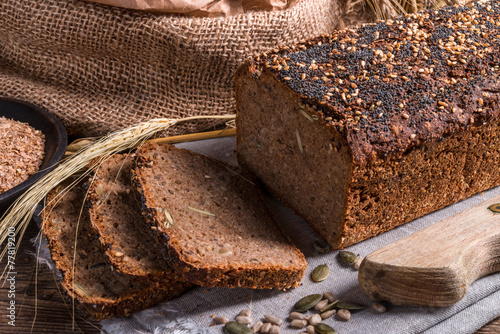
top-left (42, 179), bottom-right (190, 320)
top-left (132, 143), bottom-right (307, 289)
top-left (86, 154), bottom-right (192, 287)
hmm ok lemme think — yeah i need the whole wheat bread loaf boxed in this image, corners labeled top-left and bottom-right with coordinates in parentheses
top-left (86, 154), bottom-right (193, 288)
top-left (42, 179), bottom-right (190, 320)
top-left (132, 143), bottom-right (307, 289)
top-left (235, 1), bottom-right (500, 249)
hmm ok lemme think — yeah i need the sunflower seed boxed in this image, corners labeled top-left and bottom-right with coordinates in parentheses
top-left (338, 250), bottom-right (358, 264)
top-left (323, 292), bottom-right (336, 302)
top-left (308, 314), bottom-right (322, 326)
top-left (252, 321), bottom-right (263, 333)
top-left (214, 316), bottom-right (229, 324)
top-left (373, 302), bottom-right (387, 313)
top-left (269, 325), bottom-right (280, 334)
top-left (290, 320), bottom-right (308, 328)
top-left (315, 323), bottom-right (337, 334)
top-left (261, 323), bottom-right (272, 333)
top-left (235, 316), bottom-right (253, 325)
top-left (263, 315), bottom-right (282, 326)
top-left (289, 312), bottom-right (307, 320)
top-left (314, 299), bottom-right (329, 311)
top-left (293, 294), bottom-right (323, 312)
top-left (311, 264), bottom-right (330, 282)
top-left (321, 310), bottom-right (336, 319)
top-left (223, 321), bottom-right (252, 334)
top-left (336, 301), bottom-right (367, 311)
top-left (337, 309), bottom-right (351, 321)
top-left (239, 309), bottom-right (251, 317)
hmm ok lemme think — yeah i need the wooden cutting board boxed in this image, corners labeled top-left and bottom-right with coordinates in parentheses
top-left (358, 194), bottom-right (500, 307)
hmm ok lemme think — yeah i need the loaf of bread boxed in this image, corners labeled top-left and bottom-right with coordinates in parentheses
top-left (86, 154), bottom-right (193, 290)
top-left (132, 143), bottom-right (307, 289)
top-left (42, 179), bottom-right (190, 320)
top-left (235, 1), bottom-right (500, 249)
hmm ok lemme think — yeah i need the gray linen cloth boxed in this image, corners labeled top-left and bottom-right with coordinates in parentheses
top-left (45, 136), bottom-right (500, 334)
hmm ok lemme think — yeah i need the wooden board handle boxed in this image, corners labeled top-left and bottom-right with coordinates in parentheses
top-left (358, 194), bottom-right (500, 307)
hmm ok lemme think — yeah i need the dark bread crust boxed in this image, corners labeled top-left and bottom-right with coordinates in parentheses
top-left (235, 1), bottom-right (500, 249)
top-left (42, 179), bottom-right (189, 320)
top-left (132, 143), bottom-right (307, 290)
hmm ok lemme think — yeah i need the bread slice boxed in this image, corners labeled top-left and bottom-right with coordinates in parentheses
top-left (132, 143), bottom-right (307, 289)
top-left (86, 154), bottom-right (192, 287)
top-left (42, 179), bottom-right (190, 320)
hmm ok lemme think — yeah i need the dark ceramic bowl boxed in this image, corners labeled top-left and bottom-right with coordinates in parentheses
top-left (0, 98), bottom-right (67, 210)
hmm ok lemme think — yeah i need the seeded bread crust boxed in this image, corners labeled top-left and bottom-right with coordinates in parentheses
top-left (86, 154), bottom-right (193, 292)
top-left (131, 143), bottom-right (307, 290)
top-left (42, 179), bottom-right (189, 320)
top-left (235, 1), bottom-right (500, 249)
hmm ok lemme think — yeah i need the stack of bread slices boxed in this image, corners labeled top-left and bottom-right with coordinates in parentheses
top-left (41, 143), bottom-right (307, 320)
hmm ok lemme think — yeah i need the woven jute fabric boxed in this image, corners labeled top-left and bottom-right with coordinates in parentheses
top-left (0, 0), bottom-right (341, 137)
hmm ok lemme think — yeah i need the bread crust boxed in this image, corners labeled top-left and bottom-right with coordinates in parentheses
top-left (235, 1), bottom-right (500, 248)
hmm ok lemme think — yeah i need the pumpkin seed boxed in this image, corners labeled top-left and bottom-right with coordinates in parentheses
top-left (315, 323), bottom-right (336, 334)
top-left (488, 203), bottom-right (500, 213)
top-left (311, 264), bottom-right (330, 282)
top-left (293, 294), bottom-right (323, 312)
top-left (312, 240), bottom-right (331, 253)
top-left (338, 250), bottom-right (358, 264)
top-left (336, 301), bottom-right (367, 311)
top-left (224, 321), bottom-right (252, 334)
top-left (320, 300), bottom-right (339, 313)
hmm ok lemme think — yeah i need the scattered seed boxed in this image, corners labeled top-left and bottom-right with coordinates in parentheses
top-left (314, 299), bottom-right (329, 311)
top-left (353, 256), bottom-right (364, 270)
top-left (264, 315), bottom-right (282, 326)
top-left (296, 129), bottom-right (304, 155)
top-left (214, 316), bottom-right (229, 324)
top-left (321, 310), bottom-right (336, 320)
top-left (239, 309), bottom-right (251, 317)
top-left (373, 302), bottom-right (387, 313)
top-left (235, 316), bottom-right (253, 325)
top-left (293, 294), bottom-right (323, 312)
top-left (261, 322), bottom-right (272, 333)
top-left (311, 264), bottom-right (330, 282)
top-left (224, 321), bottom-right (252, 334)
top-left (289, 312), bottom-right (307, 320)
top-left (290, 319), bottom-right (308, 328)
top-left (337, 309), bottom-right (351, 321)
top-left (336, 301), bottom-right (367, 311)
top-left (315, 323), bottom-right (337, 334)
top-left (187, 206), bottom-right (217, 218)
top-left (319, 300), bottom-right (339, 313)
top-left (323, 292), bottom-right (336, 303)
top-left (306, 325), bottom-right (316, 334)
top-left (410, 134), bottom-right (417, 140)
top-left (312, 240), bottom-right (331, 253)
top-left (308, 314), bottom-right (322, 326)
top-left (269, 325), bottom-right (280, 334)
top-left (252, 321), bottom-right (263, 333)
top-left (338, 251), bottom-right (358, 264)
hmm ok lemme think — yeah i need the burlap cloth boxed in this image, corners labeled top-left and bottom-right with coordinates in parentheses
top-left (0, 0), bottom-right (341, 137)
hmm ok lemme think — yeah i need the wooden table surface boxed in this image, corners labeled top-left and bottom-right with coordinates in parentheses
top-left (0, 217), bottom-right (498, 333)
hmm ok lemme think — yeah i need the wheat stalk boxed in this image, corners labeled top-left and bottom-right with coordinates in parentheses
top-left (0, 115), bottom-right (235, 277)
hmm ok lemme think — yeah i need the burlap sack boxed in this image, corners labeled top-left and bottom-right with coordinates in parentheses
top-left (0, 0), bottom-right (341, 137)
